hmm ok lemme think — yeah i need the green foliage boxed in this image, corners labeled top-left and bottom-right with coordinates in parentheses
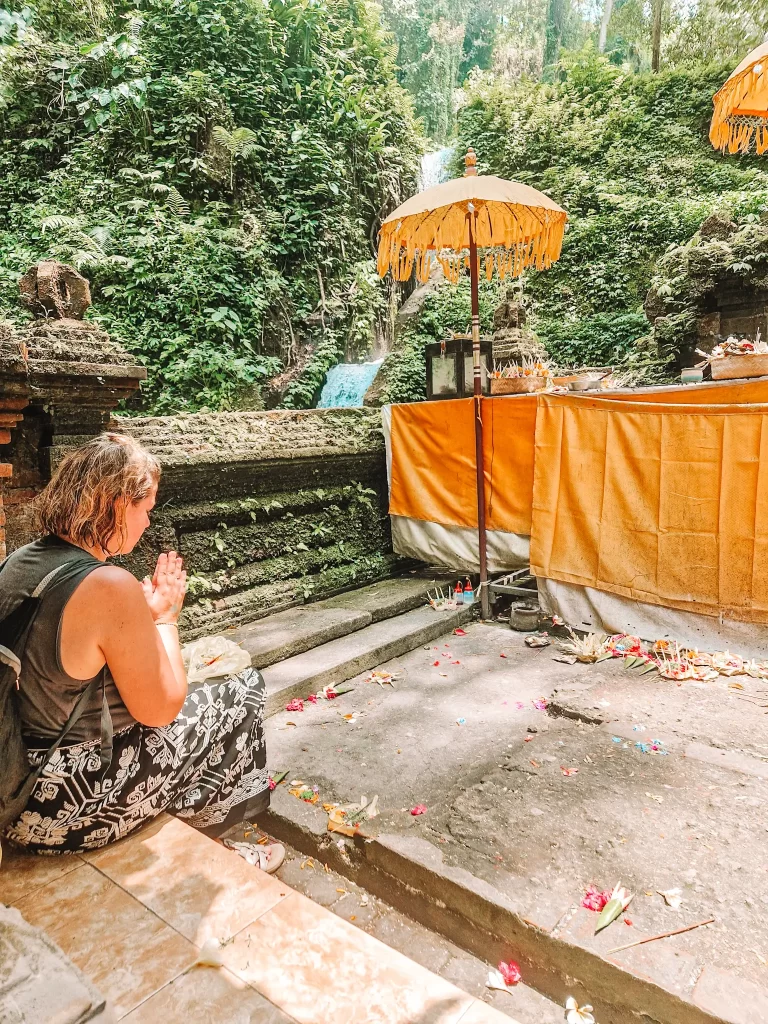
top-left (383, 0), bottom-right (469, 142)
top-left (541, 311), bottom-right (650, 367)
top-left (456, 50), bottom-right (768, 370)
top-left (647, 214), bottom-right (768, 364)
top-left (374, 275), bottom-right (499, 404)
top-left (280, 261), bottom-right (386, 408)
top-left (0, 0), bottom-right (420, 412)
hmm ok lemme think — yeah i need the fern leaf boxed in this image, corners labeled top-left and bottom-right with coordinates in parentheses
top-left (165, 186), bottom-right (190, 217)
top-left (211, 125), bottom-right (234, 150)
top-left (41, 214), bottom-right (82, 232)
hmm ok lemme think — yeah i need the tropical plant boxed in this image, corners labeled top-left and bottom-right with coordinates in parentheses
top-left (0, 0), bottom-right (421, 412)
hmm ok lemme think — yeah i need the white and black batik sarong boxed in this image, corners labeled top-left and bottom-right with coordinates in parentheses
top-left (4, 668), bottom-right (270, 854)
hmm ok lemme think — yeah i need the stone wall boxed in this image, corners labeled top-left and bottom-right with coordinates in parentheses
top-left (115, 408), bottom-right (396, 637)
top-left (0, 316), bottom-right (146, 557)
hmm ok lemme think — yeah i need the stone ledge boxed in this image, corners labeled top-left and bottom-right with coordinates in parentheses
top-left (117, 407), bottom-right (384, 466)
top-left (264, 775), bottom-right (736, 1024)
top-left (693, 966), bottom-right (768, 1024)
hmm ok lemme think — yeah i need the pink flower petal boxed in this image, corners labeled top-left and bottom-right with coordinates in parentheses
top-left (581, 885), bottom-right (611, 911)
top-left (498, 960), bottom-right (522, 986)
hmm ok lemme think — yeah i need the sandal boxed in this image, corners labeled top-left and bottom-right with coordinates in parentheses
top-left (224, 838), bottom-right (285, 875)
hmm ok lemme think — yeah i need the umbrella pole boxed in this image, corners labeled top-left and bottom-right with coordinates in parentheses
top-left (468, 211), bottom-right (490, 621)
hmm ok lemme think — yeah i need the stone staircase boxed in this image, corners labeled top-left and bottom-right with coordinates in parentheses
top-left (228, 576), bottom-right (473, 717)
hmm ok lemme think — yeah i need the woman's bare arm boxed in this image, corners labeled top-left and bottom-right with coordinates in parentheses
top-left (61, 561), bottom-right (187, 727)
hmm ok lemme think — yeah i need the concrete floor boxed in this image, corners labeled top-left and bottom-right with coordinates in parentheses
top-left (265, 619), bottom-right (768, 1023)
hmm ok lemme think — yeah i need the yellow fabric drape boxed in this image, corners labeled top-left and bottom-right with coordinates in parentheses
top-left (388, 379), bottom-right (768, 537)
top-left (389, 396), bottom-right (537, 535)
top-left (530, 393), bottom-right (768, 623)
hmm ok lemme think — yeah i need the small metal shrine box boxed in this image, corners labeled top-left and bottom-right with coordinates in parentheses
top-left (425, 335), bottom-right (492, 400)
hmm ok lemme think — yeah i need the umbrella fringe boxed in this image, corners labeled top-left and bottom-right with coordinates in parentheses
top-left (710, 47), bottom-right (768, 155)
top-left (378, 208), bottom-right (567, 284)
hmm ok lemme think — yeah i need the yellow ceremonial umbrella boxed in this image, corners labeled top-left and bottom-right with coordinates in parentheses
top-left (710, 42), bottom-right (768, 155)
top-left (377, 148), bottom-right (567, 618)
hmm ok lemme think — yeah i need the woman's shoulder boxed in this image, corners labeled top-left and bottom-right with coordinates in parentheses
top-left (66, 563), bottom-right (149, 630)
top-left (78, 563), bottom-right (142, 593)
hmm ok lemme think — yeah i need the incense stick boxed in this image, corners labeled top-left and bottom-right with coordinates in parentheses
top-left (606, 918), bottom-right (715, 955)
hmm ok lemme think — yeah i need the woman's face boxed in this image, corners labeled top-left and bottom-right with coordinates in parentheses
top-left (113, 483), bottom-right (157, 555)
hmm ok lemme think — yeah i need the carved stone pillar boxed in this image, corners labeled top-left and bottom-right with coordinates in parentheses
top-left (0, 264), bottom-right (146, 553)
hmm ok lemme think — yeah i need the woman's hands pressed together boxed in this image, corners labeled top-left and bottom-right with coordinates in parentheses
top-left (142, 551), bottom-right (187, 625)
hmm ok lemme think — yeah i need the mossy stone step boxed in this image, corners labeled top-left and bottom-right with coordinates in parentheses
top-left (230, 576), bottom-right (453, 670)
top-left (262, 603), bottom-right (472, 717)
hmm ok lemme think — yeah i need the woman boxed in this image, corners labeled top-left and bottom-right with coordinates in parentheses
top-left (1, 432), bottom-right (282, 869)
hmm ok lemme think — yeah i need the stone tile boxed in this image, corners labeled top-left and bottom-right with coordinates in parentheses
top-left (13, 862), bottom-right (195, 1018)
top-left (328, 888), bottom-right (380, 928)
top-left (86, 815), bottom-right (290, 945)
top-left (441, 955), bottom-right (490, 999)
top-left (222, 890), bottom-right (475, 1024)
top-left (457, 1000), bottom-right (520, 1023)
top-left (558, 906), bottom-right (699, 1001)
top-left (122, 966), bottom-right (297, 1023)
top-left (0, 903), bottom-right (109, 1024)
top-left (606, 946), bottom-right (699, 1001)
top-left (693, 966), bottom-right (768, 1024)
top-left (521, 889), bottom-right (571, 934)
top-left (231, 605), bottom-right (368, 669)
top-left (0, 844), bottom-right (82, 905)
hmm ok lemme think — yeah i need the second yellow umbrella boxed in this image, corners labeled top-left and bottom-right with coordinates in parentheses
top-left (710, 42), bottom-right (768, 155)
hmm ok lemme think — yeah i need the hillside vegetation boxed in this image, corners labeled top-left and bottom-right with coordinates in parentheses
top-left (455, 50), bottom-right (768, 371)
top-left (0, 0), bottom-right (419, 412)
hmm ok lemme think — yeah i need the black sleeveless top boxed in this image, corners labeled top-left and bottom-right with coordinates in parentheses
top-left (0, 536), bottom-right (136, 743)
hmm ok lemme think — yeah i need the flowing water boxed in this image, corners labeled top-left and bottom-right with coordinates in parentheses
top-left (315, 150), bottom-right (452, 409)
top-left (419, 146), bottom-right (454, 190)
top-left (317, 360), bottom-right (383, 408)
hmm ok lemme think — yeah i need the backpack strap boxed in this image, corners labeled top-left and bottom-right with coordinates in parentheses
top-left (8, 559), bottom-right (115, 805)
top-left (12, 673), bottom-right (104, 813)
top-left (1, 562), bottom-right (72, 682)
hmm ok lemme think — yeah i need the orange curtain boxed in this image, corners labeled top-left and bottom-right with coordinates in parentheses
top-left (389, 396), bottom-right (537, 535)
top-left (605, 378), bottom-right (768, 405)
top-left (530, 393), bottom-right (768, 623)
top-left (388, 379), bottom-right (768, 538)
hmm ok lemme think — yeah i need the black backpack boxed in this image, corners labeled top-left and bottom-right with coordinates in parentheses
top-left (0, 554), bottom-right (112, 832)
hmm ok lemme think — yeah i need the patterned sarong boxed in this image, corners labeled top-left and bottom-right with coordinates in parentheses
top-left (4, 668), bottom-right (269, 854)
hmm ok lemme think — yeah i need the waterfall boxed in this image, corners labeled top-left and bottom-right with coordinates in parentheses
top-left (317, 360), bottom-right (383, 408)
top-left (315, 151), bottom-right (452, 411)
top-left (419, 146), bottom-right (455, 190)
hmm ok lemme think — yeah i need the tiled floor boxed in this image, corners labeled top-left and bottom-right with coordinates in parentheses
top-left (0, 816), bottom-right (517, 1024)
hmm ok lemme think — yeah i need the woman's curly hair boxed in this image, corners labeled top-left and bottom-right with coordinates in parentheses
top-left (35, 432), bottom-right (161, 554)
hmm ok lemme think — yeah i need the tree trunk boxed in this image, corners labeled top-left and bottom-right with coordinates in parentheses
top-left (598, 0), bottom-right (613, 52)
top-left (544, 0), bottom-right (566, 71)
top-left (651, 0), bottom-right (663, 72)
